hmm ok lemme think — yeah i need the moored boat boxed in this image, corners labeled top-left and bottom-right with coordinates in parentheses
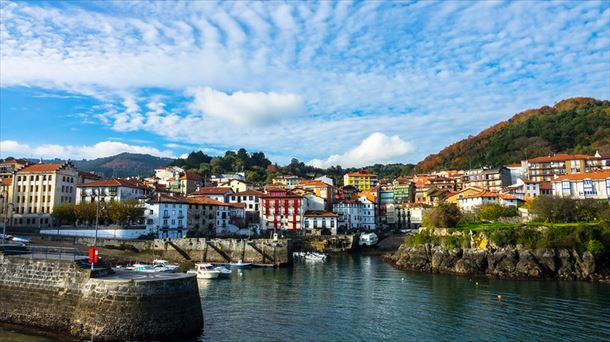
top-left (195, 263), bottom-right (221, 279)
top-left (214, 265), bottom-right (232, 278)
top-left (229, 259), bottom-right (252, 269)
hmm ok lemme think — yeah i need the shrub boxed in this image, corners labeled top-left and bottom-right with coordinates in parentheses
top-left (407, 229), bottom-right (439, 246)
top-left (479, 204), bottom-right (519, 222)
top-left (586, 240), bottom-right (605, 255)
top-left (443, 235), bottom-right (459, 249)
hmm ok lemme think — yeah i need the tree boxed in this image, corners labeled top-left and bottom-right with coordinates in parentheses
top-left (74, 202), bottom-right (97, 225)
top-left (51, 203), bottom-right (77, 226)
top-left (422, 203), bottom-right (462, 228)
top-left (479, 204), bottom-right (518, 222)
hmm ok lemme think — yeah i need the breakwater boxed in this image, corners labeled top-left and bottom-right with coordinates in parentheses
top-left (0, 250), bottom-right (203, 340)
top-left (385, 243), bottom-right (610, 281)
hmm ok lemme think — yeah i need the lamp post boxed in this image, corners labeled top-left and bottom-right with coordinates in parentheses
top-left (90, 189), bottom-right (100, 270)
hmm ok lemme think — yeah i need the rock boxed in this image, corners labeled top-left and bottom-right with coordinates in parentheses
top-left (454, 249), bottom-right (487, 275)
top-left (515, 250), bottom-right (543, 278)
top-left (556, 249), bottom-right (575, 280)
top-left (574, 251), bottom-right (596, 279)
top-left (487, 247), bottom-right (517, 277)
top-left (532, 248), bottom-right (557, 274)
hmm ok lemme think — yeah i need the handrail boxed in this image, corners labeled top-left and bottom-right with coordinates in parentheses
top-left (0, 244), bottom-right (85, 261)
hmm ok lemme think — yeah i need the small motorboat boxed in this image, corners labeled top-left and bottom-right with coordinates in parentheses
top-left (229, 259), bottom-right (252, 269)
top-left (195, 263), bottom-right (221, 279)
top-left (152, 259), bottom-right (179, 272)
top-left (130, 263), bottom-right (157, 272)
top-left (359, 233), bottom-right (379, 246)
top-left (214, 265), bottom-right (232, 278)
top-left (293, 251), bottom-right (328, 263)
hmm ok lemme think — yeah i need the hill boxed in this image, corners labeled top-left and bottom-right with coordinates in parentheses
top-left (31, 153), bottom-right (174, 178)
top-left (416, 97), bottom-right (610, 172)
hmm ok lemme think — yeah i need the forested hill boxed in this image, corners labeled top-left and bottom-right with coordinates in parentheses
top-left (416, 97), bottom-right (610, 172)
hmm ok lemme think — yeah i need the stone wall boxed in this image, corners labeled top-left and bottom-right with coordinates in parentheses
top-left (385, 243), bottom-right (610, 281)
top-left (0, 254), bottom-right (203, 340)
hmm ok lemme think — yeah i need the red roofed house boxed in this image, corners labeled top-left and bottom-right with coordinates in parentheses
top-left (551, 170), bottom-right (610, 200)
top-left (229, 190), bottom-right (265, 226)
top-left (179, 172), bottom-right (204, 195)
top-left (525, 153), bottom-right (602, 182)
top-left (12, 162), bottom-right (78, 228)
top-left (457, 191), bottom-right (524, 211)
top-left (190, 187), bottom-right (234, 203)
top-left (260, 189), bottom-right (305, 234)
top-left (76, 178), bottom-right (151, 204)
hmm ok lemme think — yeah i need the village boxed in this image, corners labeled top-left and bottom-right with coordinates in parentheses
top-left (1, 151), bottom-right (609, 240)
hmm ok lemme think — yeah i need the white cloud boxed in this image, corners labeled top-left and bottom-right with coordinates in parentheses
top-left (0, 140), bottom-right (175, 160)
top-left (188, 87), bottom-right (304, 125)
top-left (308, 132), bottom-right (415, 168)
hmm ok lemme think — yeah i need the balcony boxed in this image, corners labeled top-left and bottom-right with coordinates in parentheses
top-left (162, 214), bottom-right (170, 218)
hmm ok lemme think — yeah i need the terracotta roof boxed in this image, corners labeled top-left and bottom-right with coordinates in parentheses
top-left (304, 210), bottom-right (337, 217)
top-left (345, 170), bottom-right (377, 177)
top-left (299, 179), bottom-right (330, 187)
top-left (360, 193), bottom-right (377, 203)
top-left (149, 194), bottom-right (191, 204)
top-left (78, 171), bottom-right (101, 180)
top-left (191, 187), bottom-right (233, 195)
top-left (463, 191), bottom-right (501, 199)
top-left (1, 178), bottom-right (12, 186)
top-left (1, 159), bottom-right (27, 165)
top-left (528, 154), bottom-right (595, 163)
top-left (234, 190), bottom-right (265, 196)
top-left (78, 178), bottom-right (149, 189)
top-left (554, 170), bottom-right (610, 181)
top-left (186, 196), bottom-right (226, 206)
top-left (227, 202), bottom-right (246, 209)
top-left (539, 182), bottom-right (552, 190)
top-left (180, 172), bottom-right (203, 181)
top-left (505, 163), bottom-right (521, 168)
top-left (18, 163), bottom-right (64, 173)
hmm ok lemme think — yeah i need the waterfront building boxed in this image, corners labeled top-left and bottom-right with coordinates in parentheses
top-left (551, 170), bottom-right (610, 200)
top-left (143, 194), bottom-right (188, 239)
top-left (303, 210), bottom-right (338, 235)
top-left (394, 204), bottom-right (426, 230)
top-left (377, 188), bottom-right (395, 227)
top-left (11, 162), bottom-right (78, 228)
top-left (333, 200), bottom-right (362, 230)
top-left (259, 189), bottom-right (304, 233)
top-left (358, 194), bottom-right (377, 230)
top-left (457, 191), bottom-right (523, 211)
top-left (190, 186), bottom-right (234, 203)
top-left (229, 189), bottom-right (265, 225)
top-left (463, 167), bottom-right (511, 192)
top-left (76, 178), bottom-right (150, 204)
top-left (184, 196), bottom-right (219, 237)
top-left (299, 179), bottom-right (335, 210)
top-left (343, 170), bottom-right (378, 191)
top-left (524, 153), bottom-right (610, 182)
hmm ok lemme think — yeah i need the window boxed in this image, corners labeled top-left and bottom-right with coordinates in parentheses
top-left (48, 175), bottom-right (52, 181)
top-left (163, 219), bottom-right (168, 225)
top-left (147, 219), bottom-right (153, 224)
top-left (43, 175), bottom-right (46, 181)
top-left (149, 209), bottom-right (154, 215)
top-left (171, 219), bottom-right (175, 225)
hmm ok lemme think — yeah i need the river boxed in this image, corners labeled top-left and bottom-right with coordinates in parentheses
top-left (2, 255), bottom-right (610, 341)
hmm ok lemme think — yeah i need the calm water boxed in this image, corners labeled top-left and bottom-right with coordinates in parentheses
top-left (3, 255), bottom-right (610, 341)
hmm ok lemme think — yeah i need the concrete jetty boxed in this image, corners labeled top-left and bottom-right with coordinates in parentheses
top-left (0, 244), bottom-right (203, 341)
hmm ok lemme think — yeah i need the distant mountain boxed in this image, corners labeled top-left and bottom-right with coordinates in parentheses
top-left (33, 153), bottom-right (174, 178)
top-left (416, 97), bottom-right (610, 172)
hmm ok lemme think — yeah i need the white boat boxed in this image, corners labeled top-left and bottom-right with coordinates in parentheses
top-left (152, 259), bottom-right (179, 272)
top-left (229, 259), bottom-right (252, 269)
top-left (293, 251), bottom-right (328, 263)
top-left (214, 265), bottom-right (232, 278)
top-left (131, 263), bottom-right (157, 272)
top-left (195, 263), bottom-right (221, 279)
top-left (359, 233), bottom-right (379, 246)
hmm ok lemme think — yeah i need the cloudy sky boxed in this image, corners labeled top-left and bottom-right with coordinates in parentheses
top-left (1, 1), bottom-right (609, 167)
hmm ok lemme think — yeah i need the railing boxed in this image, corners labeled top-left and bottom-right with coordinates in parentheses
top-left (0, 244), bottom-right (85, 261)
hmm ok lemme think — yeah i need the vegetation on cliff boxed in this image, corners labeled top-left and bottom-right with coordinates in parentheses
top-left (417, 97), bottom-right (610, 171)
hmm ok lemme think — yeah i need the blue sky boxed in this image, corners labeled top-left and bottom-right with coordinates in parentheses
top-left (1, 0), bottom-right (609, 167)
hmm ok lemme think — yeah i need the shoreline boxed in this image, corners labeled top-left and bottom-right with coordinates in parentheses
top-left (0, 322), bottom-right (70, 341)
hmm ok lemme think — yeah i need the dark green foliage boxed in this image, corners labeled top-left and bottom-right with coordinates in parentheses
top-left (587, 240), bottom-right (605, 255)
top-left (406, 229), bottom-right (440, 246)
top-left (531, 196), bottom-right (610, 223)
top-left (479, 204), bottom-right (518, 221)
top-left (417, 98), bottom-right (610, 171)
top-left (422, 203), bottom-right (463, 228)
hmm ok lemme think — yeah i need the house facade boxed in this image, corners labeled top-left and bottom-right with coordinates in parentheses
top-left (303, 211), bottom-right (338, 235)
top-left (343, 170), bottom-right (378, 191)
top-left (551, 171), bottom-right (610, 200)
top-left (76, 178), bottom-right (150, 204)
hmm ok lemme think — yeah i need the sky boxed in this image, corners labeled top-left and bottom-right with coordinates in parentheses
top-left (1, 0), bottom-right (609, 168)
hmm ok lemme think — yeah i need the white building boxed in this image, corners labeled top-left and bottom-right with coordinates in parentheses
top-left (210, 172), bottom-right (246, 185)
top-left (358, 195), bottom-right (377, 230)
top-left (303, 211), bottom-right (338, 235)
top-left (458, 191), bottom-right (523, 212)
top-left (143, 195), bottom-right (189, 239)
top-left (272, 175), bottom-right (300, 188)
top-left (152, 166), bottom-right (184, 186)
top-left (333, 200), bottom-right (362, 230)
top-left (190, 187), bottom-right (234, 203)
top-left (315, 175), bottom-right (334, 186)
top-left (76, 178), bottom-right (150, 204)
top-left (219, 179), bottom-right (253, 193)
top-left (551, 171), bottom-right (610, 200)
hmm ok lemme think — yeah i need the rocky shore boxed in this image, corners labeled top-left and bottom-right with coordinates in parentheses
top-left (384, 243), bottom-right (610, 282)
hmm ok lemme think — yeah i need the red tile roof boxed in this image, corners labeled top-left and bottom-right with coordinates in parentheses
top-left (78, 171), bottom-right (101, 180)
top-left (299, 179), bottom-right (330, 187)
top-left (185, 196), bottom-right (226, 206)
top-left (18, 163), bottom-right (64, 173)
top-left (304, 210), bottom-right (337, 217)
top-left (1, 178), bottom-right (12, 186)
top-left (180, 172), bottom-right (203, 181)
top-left (346, 170), bottom-right (377, 177)
top-left (234, 190), bottom-right (265, 196)
top-left (191, 187), bottom-right (233, 195)
top-left (554, 170), bottom-right (610, 181)
top-left (78, 178), bottom-right (149, 189)
top-left (528, 154), bottom-right (594, 163)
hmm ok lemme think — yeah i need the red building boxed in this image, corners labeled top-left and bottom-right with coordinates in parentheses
top-left (260, 189), bottom-right (304, 232)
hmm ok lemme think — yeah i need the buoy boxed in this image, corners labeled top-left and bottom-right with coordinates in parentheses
top-left (475, 282), bottom-right (479, 286)
top-left (401, 278), bottom-right (404, 281)
top-left (497, 295), bottom-right (503, 301)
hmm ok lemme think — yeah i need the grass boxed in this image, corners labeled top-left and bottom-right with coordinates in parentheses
top-left (454, 221), bottom-right (602, 232)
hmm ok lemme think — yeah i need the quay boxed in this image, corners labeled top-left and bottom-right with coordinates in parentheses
top-left (0, 244), bottom-right (203, 341)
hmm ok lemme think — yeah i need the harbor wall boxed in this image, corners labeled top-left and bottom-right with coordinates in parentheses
top-left (384, 243), bottom-right (610, 281)
top-left (0, 254), bottom-right (203, 340)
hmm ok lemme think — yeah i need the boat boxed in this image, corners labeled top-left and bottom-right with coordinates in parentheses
top-left (195, 263), bottom-right (221, 279)
top-left (214, 265), bottom-right (232, 278)
top-left (293, 251), bottom-right (328, 263)
top-left (152, 259), bottom-right (179, 272)
top-left (130, 263), bottom-right (157, 272)
top-left (359, 232), bottom-right (379, 247)
top-left (229, 259), bottom-right (252, 269)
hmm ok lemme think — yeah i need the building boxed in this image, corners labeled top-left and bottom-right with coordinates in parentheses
top-left (298, 179), bottom-right (335, 210)
top-left (358, 194), bottom-right (377, 230)
top-left (333, 200), bottom-right (362, 230)
top-left (457, 191), bottom-right (523, 212)
top-left (463, 167), bottom-right (511, 192)
top-left (184, 197), bottom-right (220, 237)
top-left (505, 164), bottom-right (526, 185)
top-left (343, 170), bottom-right (377, 191)
top-left (315, 175), bottom-right (334, 186)
top-left (190, 187), bottom-right (234, 203)
top-left (142, 194), bottom-right (188, 239)
top-left (219, 178), bottom-right (253, 193)
top-left (390, 177), bottom-right (415, 204)
top-left (394, 204), bottom-right (426, 230)
top-left (78, 171), bottom-right (102, 184)
top-left (0, 177), bottom-right (14, 221)
top-left (179, 172), bottom-right (204, 195)
top-left (272, 175), bottom-right (301, 188)
top-left (152, 166), bottom-right (185, 186)
top-left (259, 189), bottom-right (305, 233)
top-left (0, 158), bottom-right (27, 181)
top-left (76, 178), bottom-right (150, 204)
top-left (229, 189), bottom-right (264, 214)
top-left (11, 162), bottom-right (79, 228)
top-left (209, 172), bottom-right (246, 185)
top-left (551, 170), bottom-right (610, 200)
top-left (525, 154), bottom-right (608, 182)
top-left (303, 211), bottom-right (338, 235)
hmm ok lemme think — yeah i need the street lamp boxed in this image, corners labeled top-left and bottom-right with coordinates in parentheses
top-left (90, 189), bottom-right (100, 270)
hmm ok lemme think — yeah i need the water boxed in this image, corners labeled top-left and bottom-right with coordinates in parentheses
top-left (3, 255), bottom-right (610, 341)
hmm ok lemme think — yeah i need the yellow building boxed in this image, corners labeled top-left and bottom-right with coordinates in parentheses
top-left (343, 170), bottom-right (378, 191)
top-left (12, 162), bottom-right (78, 228)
